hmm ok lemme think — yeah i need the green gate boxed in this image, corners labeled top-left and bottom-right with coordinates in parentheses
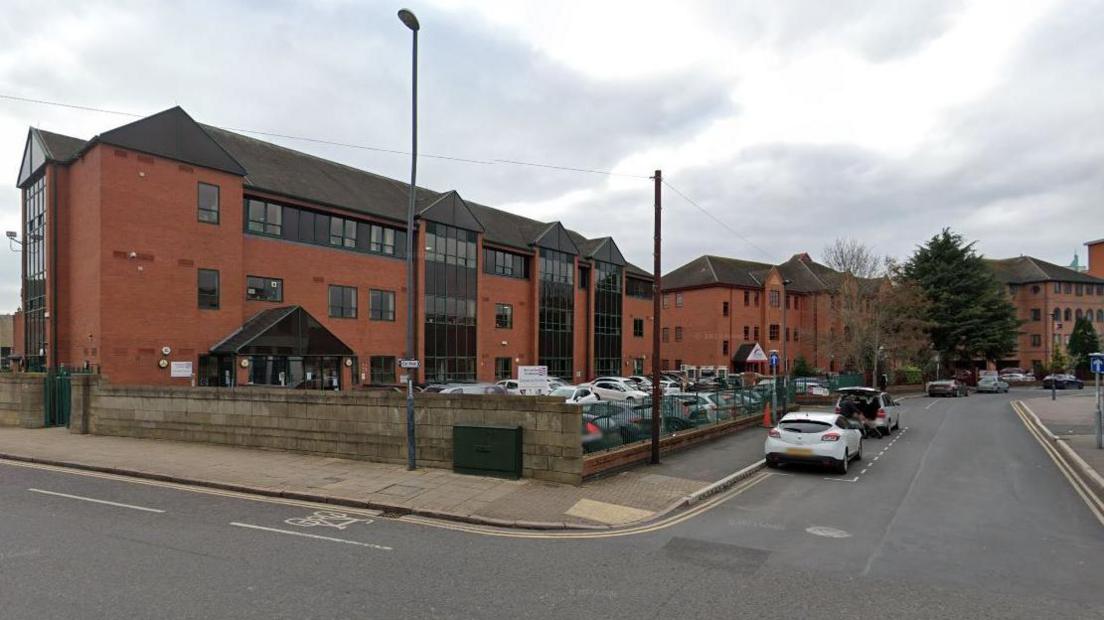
top-left (44, 368), bottom-right (72, 427)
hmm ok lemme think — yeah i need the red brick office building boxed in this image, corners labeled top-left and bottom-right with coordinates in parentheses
top-left (658, 253), bottom-right (861, 374)
top-left (14, 107), bottom-right (655, 388)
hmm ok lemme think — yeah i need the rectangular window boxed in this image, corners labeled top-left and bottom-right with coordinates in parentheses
top-left (662, 294), bottom-right (670, 309)
top-left (329, 217), bottom-right (356, 248)
top-left (247, 199), bottom-right (282, 236)
top-left (1076, 283), bottom-right (1084, 296)
top-left (744, 290), bottom-right (750, 306)
top-left (626, 277), bottom-right (652, 299)
top-left (662, 327), bottom-right (670, 343)
top-left (495, 303), bottom-right (513, 329)
top-left (1064, 283), bottom-right (1072, 294)
top-left (675, 293), bottom-right (684, 307)
top-left (197, 182), bottom-right (219, 224)
top-left (329, 285), bottom-right (357, 318)
top-left (785, 327), bottom-right (790, 342)
top-left (1054, 282), bottom-right (1061, 294)
top-left (722, 301), bottom-right (729, 317)
top-left (369, 224), bottom-right (397, 255)
top-left (754, 292), bottom-right (760, 306)
top-left (483, 248), bottom-right (530, 279)
top-left (754, 326), bottom-right (760, 341)
top-left (495, 357), bottom-right (512, 381)
top-left (743, 325), bottom-right (749, 341)
top-left (246, 276), bottom-right (283, 302)
top-left (1031, 334), bottom-right (1042, 347)
top-left (785, 295), bottom-right (790, 309)
top-left (794, 328), bottom-right (799, 342)
top-left (769, 324), bottom-right (779, 341)
top-left (426, 223), bottom-right (480, 383)
top-left (675, 359), bottom-right (683, 370)
top-left (661, 359), bottom-right (670, 370)
top-left (198, 269), bottom-right (219, 309)
top-left (1098, 285), bottom-right (1104, 296)
top-left (633, 318), bottom-right (644, 337)
top-left (769, 290), bottom-right (781, 308)
top-left (578, 266), bottom-right (589, 289)
top-left (369, 289), bottom-right (395, 321)
top-left (675, 326), bottom-right (683, 342)
top-left (722, 340), bottom-right (729, 355)
top-left (1031, 308), bottom-right (1041, 321)
top-left (369, 356), bottom-right (396, 384)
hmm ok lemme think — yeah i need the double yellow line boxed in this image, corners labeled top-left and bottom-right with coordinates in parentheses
top-left (1011, 401), bottom-right (1104, 526)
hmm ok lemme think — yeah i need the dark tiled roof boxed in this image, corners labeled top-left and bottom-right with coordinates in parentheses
top-left (663, 255), bottom-right (774, 290)
top-left (35, 129), bottom-right (86, 162)
top-left (210, 306), bottom-right (299, 354)
top-left (29, 109), bottom-right (654, 278)
top-left (210, 305), bottom-right (353, 356)
top-left (987, 256), bottom-right (1104, 285)
top-left (96, 107), bottom-right (246, 176)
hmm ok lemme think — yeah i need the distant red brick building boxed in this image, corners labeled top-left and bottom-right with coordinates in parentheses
top-left (14, 107), bottom-right (656, 388)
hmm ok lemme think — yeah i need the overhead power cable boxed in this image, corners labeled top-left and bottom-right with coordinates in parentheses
top-left (662, 179), bottom-right (778, 263)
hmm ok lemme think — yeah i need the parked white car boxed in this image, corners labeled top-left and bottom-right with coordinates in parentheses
top-left (834, 387), bottom-right (902, 434)
top-left (549, 385), bottom-right (600, 405)
top-left (588, 379), bottom-right (649, 402)
top-left (496, 379), bottom-right (556, 395)
top-left (765, 412), bottom-right (863, 474)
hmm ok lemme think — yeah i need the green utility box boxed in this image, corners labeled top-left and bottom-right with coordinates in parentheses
top-left (452, 425), bottom-right (523, 479)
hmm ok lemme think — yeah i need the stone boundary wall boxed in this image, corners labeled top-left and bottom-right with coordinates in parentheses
top-left (82, 382), bottom-right (584, 484)
top-left (0, 373), bottom-right (45, 428)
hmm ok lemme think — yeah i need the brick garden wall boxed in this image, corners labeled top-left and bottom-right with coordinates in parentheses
top-left (80, 382), bottom-right (585, 484)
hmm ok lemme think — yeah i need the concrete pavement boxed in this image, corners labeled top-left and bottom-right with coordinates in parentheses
top-left (2, 389), bottom-right (1102, 619)
top-left (0, 425), bottom-right (765, 530)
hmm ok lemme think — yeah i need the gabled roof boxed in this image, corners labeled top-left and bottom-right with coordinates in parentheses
top-left (533, 221), bottom-right (580, 255)
top-left (96, 107), bottom-right (246, 176)
top-left (210, 306), bottom-right (353, 356)
top-left (580, 237), bottom-right (626, 266)
top-left (986, 256), bottom-right (1104, 285)
top-left (418, 190), bottom-right (484, 233)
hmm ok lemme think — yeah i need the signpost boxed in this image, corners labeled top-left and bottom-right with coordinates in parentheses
top-left (769, 350), bottom-right (779, 424)
top-left (1091, 352), bottom-right (1103, 449)
top-left (517, 365), bottom-right (550, 396)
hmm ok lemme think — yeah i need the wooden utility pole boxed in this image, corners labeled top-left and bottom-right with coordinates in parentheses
top-left (651, 170), bottom-right (662, 465)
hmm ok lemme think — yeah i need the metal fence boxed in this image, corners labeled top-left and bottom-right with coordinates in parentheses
top-left (825, 373), bottom-right (864, 391)
top-left (581, 387), bottom-right (776, 454)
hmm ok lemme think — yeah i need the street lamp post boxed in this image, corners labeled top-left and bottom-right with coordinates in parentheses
top-left (781, 279), bottom-right (792, 415)
top-left (398, 8), bottom-right (420, 471)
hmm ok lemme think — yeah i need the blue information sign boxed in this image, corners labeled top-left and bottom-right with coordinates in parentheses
top-left (1091, 355), bottom-right (1104, 374)
top-left (769, 352), bottom-right (779, 368)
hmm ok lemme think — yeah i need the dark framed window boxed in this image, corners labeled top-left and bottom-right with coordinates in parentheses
top-left (367, 224), bottom-right (397, 255)
top-left (247, 199), bottom-right (282, 236)
top-left (483, 248), bottom-right (530, 279)
top-left (633, 318), bottom-right (644, 337)
top-left (329, 285), bottom-right (357, 318)
top-left (675, 293), bottom-right (684, 307)
top-left (246, 276), bottom-right (283, 302)
top-left (662, 294), bottom-right (670, 309)
top-left (722, 301), bottom-right (729, 317)
top-left (794, 328), bottom-right (799, 342)
top-left (1076, 284), bottom-right (1084, 296)
top-left (22, 175), bottom-right (46, 371)
top-left (1054, 282), bottom-right (1061, 294)
top-left (1064, 283), bottom-right (1072, 294)
top-left (1064, 308), bottom-right (1072, 321)
top-left (538, 248), bottom-right (575, 380)
top-left (329, 217), bottom-right (357, 248)
top-left (594, 260), bottom-right (623, 377)
top-left (674, 327), bottom-right (683, 342)
top-left (425, 223), bottom-right (479, 383)
top-left (754, 325), bottom-right (760, 341)
top-left (197, 182), bottom-right (219, 224)
top-left (769, 290), bottom-right (781, 307)
top-left (743, 326), bottom-right (749, 341)
top-left (1052, 308), bottom-right (1061, 321)
top-left (370, 289), bottom-right (395, 321)
top-left (754, 292), bottom-right (760, 306)
top-left (744, 290), bottom-right (750, 306)
top-left (370, 356), bottom-right (396, 384)
top-left (198, 269), bottom-right (220, 309)
top-left (785, 327), bottom-right (790, 341)
top-left (495, 303), bottom-right (513, 329)
top-left (1031, 334), bottom-right (1042, 347)
top-left (1031, 308), bottom-right (1041, 321)
top-left (662, 327), bottom-right (669, 342)
top-left (495, 357), bottom-right (512, 381)
top-left (769, 324), bottom-right (779, 340)
top-left (578, 266), bottom-right (589, 290)
top-left (626, 277), bottom-right (652, 299)
top-left (722, 340), bottom-right (729, 355)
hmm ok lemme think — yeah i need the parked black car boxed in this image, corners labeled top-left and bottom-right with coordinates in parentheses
top-left (1041, 374), bottom-right (1084, 390)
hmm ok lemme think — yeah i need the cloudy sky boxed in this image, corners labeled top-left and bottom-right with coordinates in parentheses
top-left (0, 0), bottom-right (1100, 312)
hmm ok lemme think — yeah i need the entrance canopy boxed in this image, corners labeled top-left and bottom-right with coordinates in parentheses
top-left (210, 306), bottom-right (353, 356)
top-left (733, 342), bottom-right (768, 365)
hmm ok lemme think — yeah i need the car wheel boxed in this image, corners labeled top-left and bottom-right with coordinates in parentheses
top-left (765, 459), bottom-right (779, 469)
top-left (854, 440), bottom-right (863, 461)
top-left (836, 450), bottom-right (849, 475)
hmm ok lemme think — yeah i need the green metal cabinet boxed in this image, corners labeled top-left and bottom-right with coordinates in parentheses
top-left (452, 425), bottom-right (523, 479)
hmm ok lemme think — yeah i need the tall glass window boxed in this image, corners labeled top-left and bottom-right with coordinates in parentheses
top-left (593, 260), bottom-right (622, 377)
top-left (424, 222), bottom-right (478, 383)
top-left (539, 248), bottom-right (574, 380)
top-left (22, 176), bottom-right (46, 371)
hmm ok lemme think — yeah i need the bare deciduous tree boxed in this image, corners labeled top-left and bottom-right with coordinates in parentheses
top-left (821, 238), bottom-right (885, 278)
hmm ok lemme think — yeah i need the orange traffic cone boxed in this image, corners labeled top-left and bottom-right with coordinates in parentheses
top-left (762, 403), bottom-right (773, 428)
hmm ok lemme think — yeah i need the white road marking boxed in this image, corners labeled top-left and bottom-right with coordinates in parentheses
top-left (284, 511), bottom-right (373, 530)
top-left (860, 469), bottom-right (868, 474)
top-left (824, 476), bottom-right (860, 483)
top-left (230, 522), bottom-right (392, 551)
top-left (27, 488), bottom-right (165, 513)
top-left (806, 525), bottom-right (851, 538)
top-left (873, 456), bottom-right (880, 461)
top-left (925, 401), bottom-right (939, 410)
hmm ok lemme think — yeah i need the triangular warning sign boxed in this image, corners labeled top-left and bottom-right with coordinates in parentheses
top-left (746, 343), bottom-right (768, 362)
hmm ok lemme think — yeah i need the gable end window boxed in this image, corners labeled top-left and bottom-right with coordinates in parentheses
top-left (197, 183), bottom-right (219, 224)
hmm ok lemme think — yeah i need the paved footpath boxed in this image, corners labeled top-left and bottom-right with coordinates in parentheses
top-left (0, 425), bottom-right (764, 529)
top-left (1021, 391), bottom-right (1104, 496)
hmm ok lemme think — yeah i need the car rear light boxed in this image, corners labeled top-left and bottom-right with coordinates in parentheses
top-left (877, 408), bottom-right (887, 418)
top-left (768, 428), bottom-right (781, 438)
top-left (834, 405), bottom-right (841, 413)
top-left (585, 422), bottom-right (601, 435)
top-left (821, 432), bottom-right (840, 441)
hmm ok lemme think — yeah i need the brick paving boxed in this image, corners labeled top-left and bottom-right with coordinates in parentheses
top-left (0, 427), bottom-right (762, 528)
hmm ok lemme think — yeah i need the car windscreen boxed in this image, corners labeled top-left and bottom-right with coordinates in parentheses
top-left (780, 420), bottom-right (833, 433)
top-left (550, 387), bottom-right (575, 397)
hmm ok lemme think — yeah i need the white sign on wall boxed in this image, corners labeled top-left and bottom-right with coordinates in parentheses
top-left (170, 361), bottom-right (193, 378)
top-left (517, 365), bottom-right (550, 395)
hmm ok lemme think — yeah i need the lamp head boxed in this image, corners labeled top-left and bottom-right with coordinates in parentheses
top-left (398, 9), bottom-right (420, 31)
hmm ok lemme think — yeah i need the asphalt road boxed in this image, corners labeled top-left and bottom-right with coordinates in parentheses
top-left (2, 390), bottom-right (1102, 619)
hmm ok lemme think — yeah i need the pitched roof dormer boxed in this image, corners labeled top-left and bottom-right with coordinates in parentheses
top-left (417, 190), bottom-right (485, 232)
top-left (583, 237), bottom-right (626, 266)
top-left (532, 221), bottom-right (580, 255)
top-left (96, 106), bottom-right (246, 176)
